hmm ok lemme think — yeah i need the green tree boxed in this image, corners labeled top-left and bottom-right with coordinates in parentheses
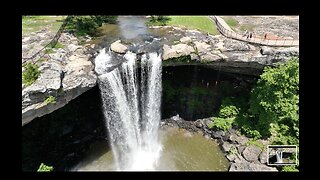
top-left (249, 58), bottom-right (299, 144)
top-left (66, 16), bottom-right (117, 36)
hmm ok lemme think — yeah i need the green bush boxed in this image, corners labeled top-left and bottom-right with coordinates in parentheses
top-left (249, 58), bottom-right (299, 143)
top-left (22, 63), bottom-right (40, 87)
top-left (65, 16), bottom-right (117, 36)
top-left (218, 98), bottom-right (239, 118)
top-left (240, 125), bottom-right (262, 139)
top-left (44, 96), bottom-right (56, 104)
top-left (208, 117), bottom-right (234, 131)
top-left (281, 165), bottom-right (299, 172)
top-left (146, 16), bottom-right (171, 26)
top-left (37, 163), bottom-right (53, 172)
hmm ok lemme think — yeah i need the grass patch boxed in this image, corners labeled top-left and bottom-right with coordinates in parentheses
top-left (44, 96), bottom-right (56, 105)
top-left (222, 17), bottom-right (239, 28)
top-left (22, 63), bottom-right (40, 86)
top-left (164, 16), bottom-right (218, 35)
top-left (47, 42), bottom-right (64, 49)
top-left (22, 16), bottom-right (66, 36)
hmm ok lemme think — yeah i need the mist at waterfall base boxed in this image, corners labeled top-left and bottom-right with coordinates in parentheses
top-left (95, 49), bottom-right (163, 170)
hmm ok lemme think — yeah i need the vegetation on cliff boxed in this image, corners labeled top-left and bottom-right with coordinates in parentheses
top-left (208, 58), bottom-right (299, 171)
top-left (65, 16), bottom-right (117, 36)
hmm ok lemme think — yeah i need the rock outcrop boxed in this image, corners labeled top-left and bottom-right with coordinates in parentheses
top-left (242, 145), bottom-right (262, 162)
top-left (162, 44), bottom-right (195, 60)
top-left (151, 26), bottom-right (298, 76)
top-left (22, 32), bottom-right (97, 126)
top-left (110, 40), bottom-right (128, 54)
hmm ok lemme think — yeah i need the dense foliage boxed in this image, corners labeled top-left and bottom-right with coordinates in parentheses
top-left (249, 58), bottom-right (299, 145)
top-left (22, 63), bottom-right (40, 87)
top-left (208, 97), bottom-right (239, 131)
top-left (65, 16), bottom-right (117, 36)
top-left (37, 163), bottom-right (53, 172)
top-left (209, 58), bottom-right (299, 145)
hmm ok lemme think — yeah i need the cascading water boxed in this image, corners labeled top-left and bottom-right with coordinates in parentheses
top-left (95, 48), bottom-right (163, 171)
top-left (275, 150), bottom-right (283, 163)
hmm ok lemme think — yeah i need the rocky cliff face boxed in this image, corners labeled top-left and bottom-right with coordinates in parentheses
top-left (158, 26), bottom-right (299, 76)
top-left (22, 32), bottom-right (97, 126)
top-left (22, 24), bottom-right (298, 126)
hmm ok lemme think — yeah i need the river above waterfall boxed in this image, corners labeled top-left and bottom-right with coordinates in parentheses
top-left (72, 126), bottom-right (229, 171)
top-left (92, 16), bottom-right (188, 49)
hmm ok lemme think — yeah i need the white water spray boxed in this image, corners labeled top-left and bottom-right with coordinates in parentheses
top-left (95, 49), bottom-right (162, 171)
top-left (275, 150), bottom-right (283, 163)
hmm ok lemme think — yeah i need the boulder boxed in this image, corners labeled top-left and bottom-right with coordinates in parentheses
top-left (223, 39), bottom-right (251, 51)
top-left (260, 46), bottom-right (274, 55)
top-left (242, 145), bottom-right (262, 162)
top-left (194, 41), bottom-right (211, 53)
top-left (214, 41), bottom-right (225, 51)
top-left (180, 36), bottom-right (192, 44)
top-left (203, 118), bottom-right (213, 128)
top-left (171, 114), bottom-right (181, 121)
top-left (235, 135), bottom-right (249, 145)
top-left (233, 152), bottom-right (246, 164)
top-left (227, 154), bottom-right (236, 162)
top-left (228, 134), bottom-right (239, 143)
top-left (259, 150), bottom-right (268, 164)
top-left (275, 47), bottom-right (299, 57)
top-left (200, 53), bottom-right (222, 62)
top-left (162, 44), bottom-right (195, 60)
top-left (190, 53), bottom-right (200, 61)
top-left (194, 120), bottom-right (203, 128)
top-left (221, 141), bottom-right (233, 153)
top-left (212, 130), bottom-right (224, 139)
top-left (110, 40), bottom-right (128, 54)
top-left (50, 51), bottom-right (67, 62)
top-left (237, 145), bottom-right (246, 154)
top-left (68, 44), bottom-right (81, 52)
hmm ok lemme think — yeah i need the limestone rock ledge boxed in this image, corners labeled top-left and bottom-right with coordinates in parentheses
top-left (22, 32), bottom-right (97, 126)
top-left (157, 26), bottom-right (299, 76)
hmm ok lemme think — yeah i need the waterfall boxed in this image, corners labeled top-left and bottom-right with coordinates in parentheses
top-left (275, 150), bottom-right (283, 163)
top-left (95, 49), bottom-right (163, 171)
